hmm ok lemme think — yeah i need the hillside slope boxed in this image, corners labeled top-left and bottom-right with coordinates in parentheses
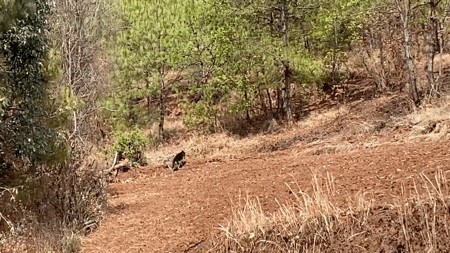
top-left (81, 139), bottom-right (450, 252)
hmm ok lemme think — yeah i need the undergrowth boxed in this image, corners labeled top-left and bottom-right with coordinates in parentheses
top-left (0, 147), bottom-right (107, 253)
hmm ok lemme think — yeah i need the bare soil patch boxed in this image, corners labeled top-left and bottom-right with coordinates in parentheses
top-left (81, 140), bottom-right (450, 252)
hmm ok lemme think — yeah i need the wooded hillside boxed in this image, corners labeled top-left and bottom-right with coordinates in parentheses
top-left (1, 0), bottom-right (449, 251)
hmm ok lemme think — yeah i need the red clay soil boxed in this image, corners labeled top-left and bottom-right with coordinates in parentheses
top-left (81, 140), bottom-right (450, 253)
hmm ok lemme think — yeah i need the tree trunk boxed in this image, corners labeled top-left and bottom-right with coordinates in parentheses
top-left (158, 67), bottom-right (165, 140)
top-left (378, 32), bottom-right (388, 91)
top-left (399, 0), bottom-right (420, 106)
top-left (276, 88), bottom-right (283, 117)
top-left (437, 15), bottom-right (445, 93)
top-left (244, 89), bottom-right (250, 121)
top-left (147, 95), bottom-right (151, 115)
top-left (282, 62), bottom-right (292, 121)
top-left (266, 88), bottom-right (273, 113)
top-left (280, 0), bottom-right (292, 122)
top-left (258, 86), bottom-right (267, 115)
top-left (331, 15), bottom-right (339, 87)
top-left (145, 76), bottom-right (151, 116)
top-left (426, 0), bottom-right (440, 97)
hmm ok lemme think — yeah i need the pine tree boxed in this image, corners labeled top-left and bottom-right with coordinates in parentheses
top-left (112, 0), bottom-right (190, 139)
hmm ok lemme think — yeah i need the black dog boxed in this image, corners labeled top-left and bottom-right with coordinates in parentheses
top-left (171, 150), bottom-right (186, 171)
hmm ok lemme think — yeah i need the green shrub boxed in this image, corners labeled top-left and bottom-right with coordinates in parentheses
top-left (112, 128), bottom-right (147, 164)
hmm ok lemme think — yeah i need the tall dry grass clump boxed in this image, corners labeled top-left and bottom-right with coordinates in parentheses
top-left (212, 170), bottom-right (450, 252)
top-left (395, 95), bottom-right (450, 142)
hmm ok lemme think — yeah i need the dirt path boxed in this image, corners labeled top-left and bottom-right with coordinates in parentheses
top-left (81, 141), bottom-right (450, 253)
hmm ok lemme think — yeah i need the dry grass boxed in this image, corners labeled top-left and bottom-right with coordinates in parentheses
top-left (0, 148), bottom-right (107, 253)
top-left (394, 95), bottom-right (450, 142)
top-left (211, 170), bottom-right (450, 252)
top-left (143, 95), bottom-right (449, 167)
top-left (296, 106), bottom-right (349, 129)
top-left (144, 132), bottom-right (255, 165)
top-left (1, 225), bottom-right (82, 253)
top-left (214, 173), bottom-right (342, 252)
top-left (300, 140), bottom-right (355, 155)
top-left (145, 117), bottom-right (285, 166)
top-left (144, 106), bottom-right (350, 166)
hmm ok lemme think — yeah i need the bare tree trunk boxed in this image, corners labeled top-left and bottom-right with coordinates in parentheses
top-left (276, 88), bottom-right (282, 117)
top-left (282, 63), bottom-right (292, 121)
top-left (244, 89), bottom-right (251, 121)
top-left (258, 86), bottom-right (267, 115)
top-left (156, 14), bottom-right (165, 140)
top-left (158, 67), bottom-right (165, 140)
top-left (331, 15), bottom-right (339, 87)
top-left (266, 88), bottom-right (273, 113)
top-left (147, 94), bottom-right (151, 115)
top-left (436, 14), bottom-right (447, 93)
top-left (378, 32), bottom-right (389, 91)
top-left (53, 0), bottom-right (111, 143)
top-left (144, 73), bottom-right (151, 116)
top-left (397, 0), bottom-right (420, 106)
top-left (280, 0), bottom-right (292, 122)
top-left (426, 0), bottom-right (440, 97)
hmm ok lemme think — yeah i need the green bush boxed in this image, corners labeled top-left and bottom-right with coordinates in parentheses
top-left (112, 128), bottom-right (147, 164)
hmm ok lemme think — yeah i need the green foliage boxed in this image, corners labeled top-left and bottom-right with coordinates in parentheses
top-left (180, 0), bottom-right (330, 128)
top-left (0, 0), bottom-right (38, 33)
top-left (311, 0), bottom-right (371, 60)
top-left (0, 0), bottom-right (56, 167)
top-left (182, 99), bottom-right (217, 130)
top-left (181, 0), bottom-right (262, 128)
top-left (289, 51), bottom-right (326, 84)
top-left (113, 128), bottom-right (147, 164)
top-left (109, 0), bottom-right (191, 133)
top-left (105, 0), bottom-right (374, 132)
